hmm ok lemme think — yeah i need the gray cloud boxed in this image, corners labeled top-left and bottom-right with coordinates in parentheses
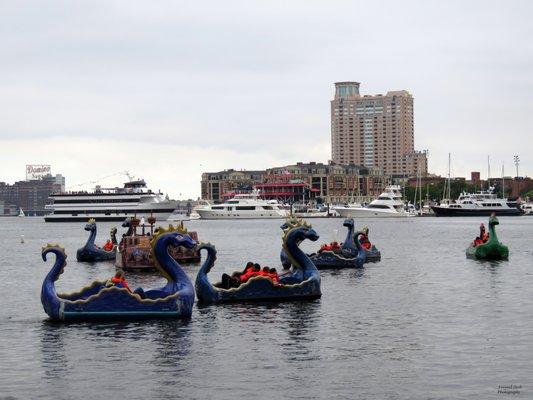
top-left (0, 0), bottom-right (532, 197)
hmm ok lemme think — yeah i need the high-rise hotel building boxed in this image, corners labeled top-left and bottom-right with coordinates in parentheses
top-left (331, 81), bottom-right (427, 177)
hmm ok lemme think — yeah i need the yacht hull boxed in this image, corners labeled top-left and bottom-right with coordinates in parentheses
top-left (431, 207), bottom-right (524, 217)
top-left (334, 207), bottom-right (411, 218)
top-left (44, 211), bottom-right (174, 222)
top-left (196, 210), bottom-right (288, 219)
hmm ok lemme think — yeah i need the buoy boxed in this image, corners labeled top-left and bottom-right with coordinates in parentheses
top-left (20, 235), bottom-right (25, 243)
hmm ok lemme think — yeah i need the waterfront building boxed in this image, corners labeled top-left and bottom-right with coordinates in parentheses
top-left (331, 81), bottom-right (427, 178)
top-left (201, 161), bottom-right (385, 203)
top-left (0, 174), bottom-right (65, 216)
top-left (0, 200), bottom-right (18, 216)
top-left (201, 170), bottom-right (264, 202)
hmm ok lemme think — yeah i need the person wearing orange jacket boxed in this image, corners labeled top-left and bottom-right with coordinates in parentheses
top-left (239, 264), bottom-right (261, 284)
top-left (267, 268), bottom-right (280, 284)
top-left (103, 240), bottom-right (114, 251)
top-left (107, 270), bottom-right (132, 292)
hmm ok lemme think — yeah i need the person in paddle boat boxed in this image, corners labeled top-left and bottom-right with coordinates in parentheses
top-left (103, 239), bottom-right (114, 252)
top-left (359, 227), bottom-right (372, 250)
top-left (219, 262), bottom-right (254, 289)
top-left (481, 227), bottom-right (489, 243)
top-left (473, 223), bottom-right (489, 246)
top-left (106, 270), bottom-right (132, 293)
top-left (319, 242), bottom-right (340, 252)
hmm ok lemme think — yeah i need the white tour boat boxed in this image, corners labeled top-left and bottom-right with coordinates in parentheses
top-left (44, 180), bottom-right (178, 222)
top-left (333, 185), bottom-right (415, 218)
top-left (195, 190), bottom-right (289, 219)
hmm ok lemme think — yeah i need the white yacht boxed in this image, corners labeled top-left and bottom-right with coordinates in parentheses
top-left (431, 189), bottom-right (523, 217)
top-left (333, 185), bottom-right (415, 218)
top-left (521, 202), bottom-right (533, 215)
top-left (44, 180), bottom-right (178, 222)
top-left (196, 190), bottom-right (289, 219)
top-left (291, 203), bottom-right (330, 218)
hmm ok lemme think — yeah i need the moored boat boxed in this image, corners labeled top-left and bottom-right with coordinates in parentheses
top-left (44, 179), bottom-right (178, 222)
top-left (432, 189), bottom-right (523, 217)
top-left (333, 185), bottom-right (415, 218)
top-left (196, 190), bottom-right (288, 219)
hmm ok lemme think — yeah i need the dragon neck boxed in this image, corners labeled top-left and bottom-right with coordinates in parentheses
top-left (86, 225), bottom-right (97, 248)
top-left (284, 230), bottom-right (315, 275)
top-left (153, 236), bottom-right (188, 285)
top-left (198, 244), bottom-right (217, 277)
top-left (42, 247), bottom-right (66, 295)
top-left (341, 224), bottom-right (355, 252)
top-left (488, 222), bottom-right (499, 244)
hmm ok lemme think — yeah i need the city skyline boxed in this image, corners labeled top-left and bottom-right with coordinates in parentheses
top-left (0, 1), bottom-right (532, 198)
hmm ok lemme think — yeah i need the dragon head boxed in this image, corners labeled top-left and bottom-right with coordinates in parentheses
top-left (84, 218), bottom-right (96, 231)
top-left (342, 218), bottom-right (355, 229)
top-left (42, 243), bottom-right (67, 281)
top-left (150, 225), bottom-right (198, 280)
top-left (151, 224), bottom-right (197, 250)
top-left (281, 217), bottom-right (319, 244)
top-left (489, 212), bottom-right (499, 227)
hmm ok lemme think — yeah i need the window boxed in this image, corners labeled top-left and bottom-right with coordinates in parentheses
top-left (236, 206), bottom-right (255, 210)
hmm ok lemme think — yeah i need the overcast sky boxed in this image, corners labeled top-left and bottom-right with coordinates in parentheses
top-left (1, 0), bottom-right (532, 198)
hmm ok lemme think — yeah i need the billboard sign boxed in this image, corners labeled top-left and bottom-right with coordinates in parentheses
top-left (26, 164), bottom-right (51, 180)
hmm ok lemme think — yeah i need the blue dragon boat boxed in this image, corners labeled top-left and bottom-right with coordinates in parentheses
top-left (76, 219), bottom-right (117, 262)
top-left (41, 226), bottom-right (195, 321)
top-left (195, 218), bottom-right (321, 304)
top-left (281, 218), bottom-right (380, 269)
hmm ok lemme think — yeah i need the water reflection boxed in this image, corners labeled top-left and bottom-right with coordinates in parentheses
top-left (151, 320), bottom-right (193, 371)
top-left (40, 321), bottom-right (69, 379)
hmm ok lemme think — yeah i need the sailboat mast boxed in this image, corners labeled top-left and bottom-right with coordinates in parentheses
top-left (502, 163), bottom-right (505, 199)
top-left (446, 153), bottom-right (452, 203)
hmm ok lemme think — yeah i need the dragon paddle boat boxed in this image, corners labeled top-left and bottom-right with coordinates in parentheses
top-left (466, 213), bottom-right (509, 260)
top-left (280, 218), bottom-right (380, 269)
top-left (76, 219), bottom-right (117, 262)
top-left (41, 226), bottom-right (196, 321)
top-left (195, 218), bottom-right (321, 304)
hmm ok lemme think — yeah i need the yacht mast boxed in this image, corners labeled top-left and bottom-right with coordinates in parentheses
top-left (487, 155), bottom-right (491, 191)
top-left (445, 153), bottom-right (451, 202)
top-left (502, 163), bottom-right (505, 199)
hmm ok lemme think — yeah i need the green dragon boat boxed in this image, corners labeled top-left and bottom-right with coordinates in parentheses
top-left (466, 214), bottom-right (509, 260)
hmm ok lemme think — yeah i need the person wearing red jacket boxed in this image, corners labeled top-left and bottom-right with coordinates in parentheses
top-left (103, 240), bottom-right (114, 251)
top-left (220, 262), bottom-right (255, 289)
top-left (107, 270), bottom-right (132, 292)
top-left (239, 264), bottom-right (261, 284)
top-left (268, 268), bottom-right (280, 284)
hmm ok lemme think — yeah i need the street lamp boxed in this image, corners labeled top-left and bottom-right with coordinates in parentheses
top-left (513, 155), bottom-right (520, 178)
top-left (514, 155), bottom-right (521, 197)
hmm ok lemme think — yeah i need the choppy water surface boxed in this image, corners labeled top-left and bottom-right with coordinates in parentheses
top-left (0, 217), bottom-right (532, 399)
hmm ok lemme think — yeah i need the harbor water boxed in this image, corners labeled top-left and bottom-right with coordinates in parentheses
top-left (1, 217), bottom-right (532, 399)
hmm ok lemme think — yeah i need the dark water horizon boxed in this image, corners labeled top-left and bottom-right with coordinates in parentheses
top-left (1, 217), bottom-right (532, 399)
